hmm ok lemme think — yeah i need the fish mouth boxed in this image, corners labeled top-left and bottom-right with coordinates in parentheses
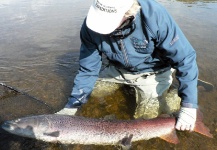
top-left (1, 121), bottom-right (17, 131)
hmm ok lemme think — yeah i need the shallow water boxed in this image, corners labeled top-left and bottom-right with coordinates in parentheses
top-left (0, 0), bottom-right (217, 149)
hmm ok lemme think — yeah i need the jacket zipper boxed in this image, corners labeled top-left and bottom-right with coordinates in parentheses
top-left (119, 39), bottom-right (131, 67)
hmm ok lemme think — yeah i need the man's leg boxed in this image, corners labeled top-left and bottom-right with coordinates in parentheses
top-left (133, 69), bottom-right (174, 119)
top-left (98, 65), bottom-right (174, 119)
top-left (98, 65), bottom-right (137, 84)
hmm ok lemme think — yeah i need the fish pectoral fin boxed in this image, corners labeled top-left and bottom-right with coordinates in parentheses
top-left (197, 79), bottom-right (214, 92)
top-left (43, 131), bottom-right (60, 137)
top-left (160, 130), bottom-right (179, 144)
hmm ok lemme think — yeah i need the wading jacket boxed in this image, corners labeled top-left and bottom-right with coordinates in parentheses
top-left (71, 0), bottom-right (198, 108)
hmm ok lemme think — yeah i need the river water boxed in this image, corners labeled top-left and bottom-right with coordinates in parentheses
top-left (0, 0), bottom-right (217, 149)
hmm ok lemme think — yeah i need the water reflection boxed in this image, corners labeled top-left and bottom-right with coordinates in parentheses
top-left (177, 0), bottom-right (217, 3)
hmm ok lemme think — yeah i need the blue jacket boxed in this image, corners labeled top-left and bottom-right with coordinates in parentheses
top-left (71, 0), bottom-right (198, 108)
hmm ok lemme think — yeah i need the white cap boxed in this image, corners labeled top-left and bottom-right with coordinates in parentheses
top-left (86, 0), bottom-right (134, 34)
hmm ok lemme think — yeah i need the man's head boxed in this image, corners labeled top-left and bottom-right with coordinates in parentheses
top-left (86, 0), bottom-right (134, 34)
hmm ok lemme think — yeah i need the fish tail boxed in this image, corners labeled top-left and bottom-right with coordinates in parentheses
top-left (194, 109), bottom-right (213, 138)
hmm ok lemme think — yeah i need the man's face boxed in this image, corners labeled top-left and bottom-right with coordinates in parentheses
top-left (116, 16), bottom-right (128, 29)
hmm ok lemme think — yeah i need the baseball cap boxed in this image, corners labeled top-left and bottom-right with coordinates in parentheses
top-left (86, 0), bottom-right (134, 34)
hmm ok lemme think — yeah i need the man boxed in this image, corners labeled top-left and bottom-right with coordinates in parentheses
top-left (60, 0), bottom-right (198, 131)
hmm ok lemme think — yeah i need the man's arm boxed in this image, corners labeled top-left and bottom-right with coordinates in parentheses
top-left (146, 1), bottom-right (198, 130)
top-left (57, 19), bottom-right (102, 114)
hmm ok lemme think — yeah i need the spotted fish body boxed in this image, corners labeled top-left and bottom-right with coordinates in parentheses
top-left (1, 113), bottom-right (213, 145)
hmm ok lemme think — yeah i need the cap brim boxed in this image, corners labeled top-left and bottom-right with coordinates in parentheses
top-left (86, 6), bottom-right (125, 34)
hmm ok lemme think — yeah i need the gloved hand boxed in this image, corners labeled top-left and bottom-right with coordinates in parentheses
top-left (56, 90), bottom-right (88, 115)
top-left (64, 96), bottom-right (83, 108)
top-left (55, 97), bottom-right (83, 115)
top-left (175, 107), bottom-right (197, 131)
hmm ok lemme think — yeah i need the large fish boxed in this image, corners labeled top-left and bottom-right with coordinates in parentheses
top-left (1, 111), bottom-right (213, 147)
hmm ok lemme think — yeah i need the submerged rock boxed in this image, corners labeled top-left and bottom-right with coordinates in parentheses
top-left (78, 81), bottom-right (181, 119)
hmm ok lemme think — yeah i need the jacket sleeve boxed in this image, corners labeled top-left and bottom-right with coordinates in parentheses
top-left (142, 0), bottom-right (198, 108)
top-left (71, 19), bottom-right (102, 103)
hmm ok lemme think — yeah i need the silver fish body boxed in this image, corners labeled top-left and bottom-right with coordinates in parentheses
top-left (1, 114), bottom-right (213, 145)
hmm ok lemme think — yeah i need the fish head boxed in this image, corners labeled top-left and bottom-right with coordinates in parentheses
top-left (1, 116), bottom-right (49, 138)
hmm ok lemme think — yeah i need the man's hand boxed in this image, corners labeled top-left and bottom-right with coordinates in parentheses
top-left (55, 108), bottom-right (78, 115)
top-left (55, 97), bottom-right (83, 115)
top-left (64, 96), bottom-right (83, 108)
top-left (175, 107), bottom-right (197, 131)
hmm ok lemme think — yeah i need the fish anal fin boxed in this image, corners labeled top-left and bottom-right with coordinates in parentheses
top-left (194, 110), bottom-right (213, 138)
top-left (118, 134), bottom-right (133, 150)
top-left (160, 130), bottom-right (179, 144)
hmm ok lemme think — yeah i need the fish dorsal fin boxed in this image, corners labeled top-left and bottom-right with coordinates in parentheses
top-left (160, 130), bottom-right (179, 144)
top-left (103, 114), bottom-right (116, 120)
top-left (159, 114), bottom-right (171, 118)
